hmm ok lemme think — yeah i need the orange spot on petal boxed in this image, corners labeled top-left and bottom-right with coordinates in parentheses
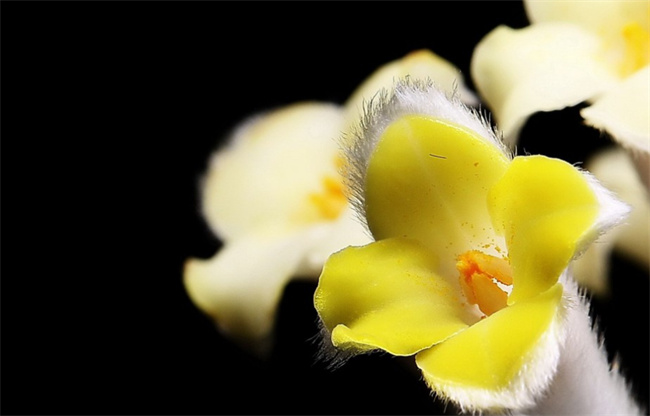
top-left (308, 175), bottom-right (347, 220)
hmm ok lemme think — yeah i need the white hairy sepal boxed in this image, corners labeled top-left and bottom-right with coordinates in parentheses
top-left (422, 280), bottom-right (569, 414)
top-left (513, 278), bottom-right (643, 416)
top-left (434, 275), bottom-right (641, 415)
top-left (343, 78), bottom-right (509, 230)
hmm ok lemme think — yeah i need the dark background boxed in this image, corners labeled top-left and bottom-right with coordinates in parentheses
top-left (3, 2), bottom-right (648, 415)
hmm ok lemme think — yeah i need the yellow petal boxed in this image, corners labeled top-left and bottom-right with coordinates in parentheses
top-left (343, 49), bottom-right (477, 132)
top-left (471, 23), bottom-right (617, 144)
top-left (488, 156), bottom-right (599, 304)
top-left (201, 102), bottom-right (346, 241)
top-left (416, 283), bottom-right (564, 411)
top-left (581, 66), bottom-right (650, 154)
top-left (314, 238), bottom-right (470, 356)
top-left (364, 114), bottom-right (509, 278)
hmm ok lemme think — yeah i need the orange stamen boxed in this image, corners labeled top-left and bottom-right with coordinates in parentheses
top-left (457, 250), bottom-right (512, 316)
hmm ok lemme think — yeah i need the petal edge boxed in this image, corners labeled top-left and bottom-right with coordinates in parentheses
top-left (315, 238), bottom-right (470, 356)
top-left (416, 283), bottom-right (565, 412)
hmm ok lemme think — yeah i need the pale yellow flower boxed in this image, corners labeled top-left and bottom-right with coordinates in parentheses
top-left (184, 102), bottom-right (369, 354)
top-left (471, 0), bottom-right (649, 151)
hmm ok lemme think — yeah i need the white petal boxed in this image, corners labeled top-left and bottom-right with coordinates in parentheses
top-left (570, 232), bottom-right (617, 296)
top-left (581, 66), bottom-right (650, 154)
top-left (343, 49), bottom-right (478, 133)
top-left (201, 102), bottom-right (346, 241)
top-left (471, 23), bottom-right (617, 144)
top-left (575, 164), bottom-right (632, 262)
top-left (183, 227), bottom-right (320, 354)
top-left (573, 148), bottom-right (649, 294)
top-left (295, 206), bottom-right (372, 277)
top-left (524, 0), bottom-right (649, 42)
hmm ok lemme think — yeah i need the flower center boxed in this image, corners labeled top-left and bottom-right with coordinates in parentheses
top-left (457, 250), bottom-right (513, 317)
top-left (308, 156), bottom-right (347, 221)
top-left (620, 21), bottom-right (650, 77)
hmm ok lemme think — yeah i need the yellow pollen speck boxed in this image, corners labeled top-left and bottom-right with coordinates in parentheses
top-left (620, 21), bottom-right (650, 77)
top-left (457, 250), bottom-right (513, 316)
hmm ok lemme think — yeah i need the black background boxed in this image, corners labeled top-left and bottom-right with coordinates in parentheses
top-left (3, 1), bottom-right (648, 415)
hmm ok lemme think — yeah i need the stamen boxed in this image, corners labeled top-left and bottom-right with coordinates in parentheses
top-left (457, 250), bottom-right (513, 316)
top-left (308, 158), bottom-right (347, 220)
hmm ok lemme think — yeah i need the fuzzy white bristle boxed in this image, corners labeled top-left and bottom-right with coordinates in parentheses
top-left (509, 277), bottom-right (643, 416)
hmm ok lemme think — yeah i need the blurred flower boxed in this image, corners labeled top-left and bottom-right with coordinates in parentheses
top-left (184, 50), bottom-right (474, 355)
top-left (573, 147), bottom-right (649, 295)
top-left (343, 49), bottom-right (478, 131)
top-left (314, 80), bottom-right (629, 412)
top-left (471, 0), bottom-right (649, 152)
top-left (184, 103), bottom-right (369, 355)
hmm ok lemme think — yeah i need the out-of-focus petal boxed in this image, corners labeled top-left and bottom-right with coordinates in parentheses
top-left (581, 66), bottom-right (650, 155)
top-left (364, 114), bottom-right (509, 278)
top-left (525, 0), bottom-right (650, 77)
top-left (295, 205), bottom-right (372, 277)
top-left (525, 0), bottom-right (649, 34)
top-left (416, 283), bottom-right (564, 412)
top-left (488, 156), bottom-right (600, 304)
top-left (314, 238), bottom-right (470, 356)
top-left (201, 102), bottom-right (346, 241)
top-left (184, 226), bottom-right (321, 355)
top-left (343, 50), bottom-right (477, 130)
top-left (471, 23), bottom-right (617, 144)
top-left (573, 148), bottom-right (649, 293)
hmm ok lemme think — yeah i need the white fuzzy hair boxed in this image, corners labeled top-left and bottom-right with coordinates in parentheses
top-left (508, 276), bottom-right (643, 416)
top-left (435, 275), bottom-right (642, 416)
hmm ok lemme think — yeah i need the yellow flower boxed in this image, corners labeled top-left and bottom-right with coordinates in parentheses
top-left (314, 80), bottom-right (629, 412)
top-left (184, 50), bottom-right (474, 355)
top-left (471, 0), bottom-right (649, 152)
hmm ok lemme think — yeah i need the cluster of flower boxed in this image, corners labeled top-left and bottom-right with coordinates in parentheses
top-left (184, 2), bottom-right (648, 414)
